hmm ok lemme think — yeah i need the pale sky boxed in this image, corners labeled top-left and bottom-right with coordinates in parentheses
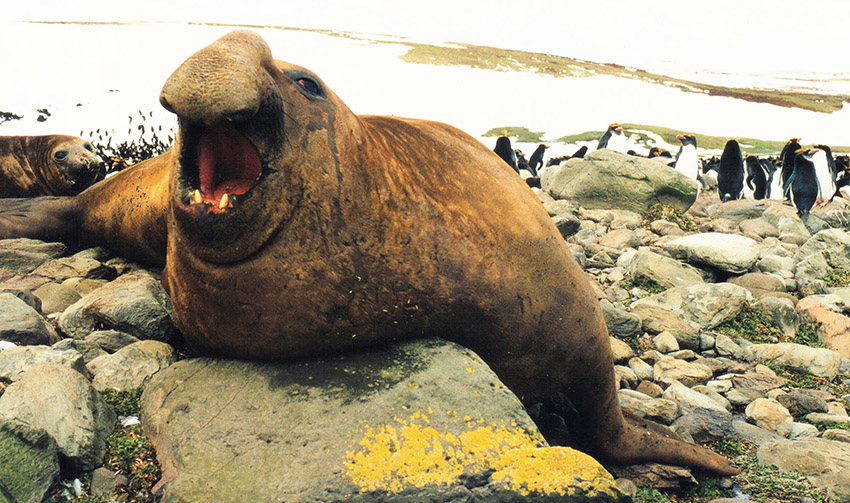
top-left (5, 0), bottom-right (850, 74)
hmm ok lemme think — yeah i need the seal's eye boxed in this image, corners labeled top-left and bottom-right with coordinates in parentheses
top-left (84, 143), bottom-right (94, 152)
top-left (296, 77), bottom-right (321, 96)
top-left (54, 150), bottom-right (68, 161)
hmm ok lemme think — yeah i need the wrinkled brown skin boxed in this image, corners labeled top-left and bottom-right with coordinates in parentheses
top-left (0, 135), bottom-right (101, 197)
top-left (0, 31), bottom-right (737, 476)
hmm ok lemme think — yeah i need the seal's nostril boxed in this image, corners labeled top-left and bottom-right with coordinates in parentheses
top-left (160, 95), bottom-right (174, 113)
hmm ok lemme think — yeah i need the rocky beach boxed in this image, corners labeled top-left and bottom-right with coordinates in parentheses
top-left (1, 148), bottom-right (849, 502)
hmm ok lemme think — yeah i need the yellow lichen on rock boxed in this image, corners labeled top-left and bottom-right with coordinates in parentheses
top-left (344, 412), bottom-right (618, 497)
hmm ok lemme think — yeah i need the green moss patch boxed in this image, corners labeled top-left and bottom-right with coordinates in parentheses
top-left (733, 454), bottom-right (832, 503)
top-left (642, 203), bottom-right (698, 232)
top-left (103, 425), bottom-right (159, 501)
top-left (100, 389), bottom-right (143, 417)
top-left (715, 304), bottom-right (787, 344)
top-left (794, 323), bottom-right (825, 348)
top-left (820, 269), bottom-right (850, 288)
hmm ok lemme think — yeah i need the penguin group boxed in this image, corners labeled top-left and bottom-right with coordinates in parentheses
top-left (491, 127), bottom-right (849, 217)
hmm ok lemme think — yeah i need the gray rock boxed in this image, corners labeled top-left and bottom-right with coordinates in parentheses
top-left (30, 256), bottom-right (115, 282)
top-left (827, 287), bottom-right (850, 315)
top-left (704, 199), bottom-right (770, 223)
top-left (751, 296), bottom-right (798, 338)
top-left (823, 429), bottom-right (850, 443)
top-left (745, 398), bottom-right (793, 437)
top-left (735, 343), bottom-right (843, 379)
top-left (631, 283), bottom-right (749, 330)
top-left (755, 254), bottom-right (795, 275)
top-left (662, 233), bottom-right (759, 273)
top-left (670, 409), bottom-right (736, 443)
top-left (599, 229), bottom-right (641, 250)
top-left (552, 215), bottom-right (582, 238)
top-left (795, 297), bottom-right (850, 358)
top-left (32, 281), bottom-right (82, 315)
top-left (788, 422), bottom-right (819, 439)
top-left (713, 334), bottom-right (741, 357)
top-left (600, 299), bottom-right (641, 339)
top-left (542, 199), bottom-right (580, 218)
top-left (699, 332), bottom-right (716, 351)
top-left (762, 204), bottom-right (812, 240)
top-left (0, 246), bottom-right (55, 275)
top-left (662, 381), bottom-right (731, 417)
top-left (0, 418), bottom-right (59, 503)
top-left (0, 363), bottom-right (115, 471)
top-left (692, 385), bottom-right (731, 411)
top-left (653, 332), bottom-right (679, 353)
top-left (90, 466), bottom-right (128, 497)
top-left (581, 209), bottom-right (642, 226)
top-left (617, 390), bottom-right (679, 425)
top-left (606, 463), bottom-right (697, 491)
top-left (757, 438), bottom-right (850, 501)
top-left (84, 330), bottom-right (141, 353)
top-left (776, 389), bottom-right (830, 416)
top-left (725, 388), bottom-right (765, 407)
top-left (630, 303), bottom-right (701, 340)
top-left (572, 227), bottom-right (598, 247)
top-left (0, 293), bottom-right (55, 345)
top-left (51, 339), bottom-right (108, 365)
top-left (804, 413), bottom-right (850, 427)
top-left (728, 272), bottom-right (786, 296)
top-left (541, 149), bottom-right (697, 213)
top-left (628, 358), bottom-right (654, 381)
top-left (654, 360), bottom-right (713, 386)
top-left (795, 228), bottom-right (850, 269)
top-left (58, 271), bottom-right (177, 342)
top-left (0, 345), bottom-right (87, 381)
top-left (91, 340), bottom-right (177, 392)
top-left (140, 338), bottom-right (626, 502)
top-left (0, 238), bottom-right (67, 257)
top-left (71, 247), bottom-right (113, 263)
top-left (587, 251), bottom-right (615, 268)
top-left (649, 220), bottom-right (685, 237)
top-left (615, 365), bottom-right (638, 389)
top-left (629, 249), bottom-right (704, 290)
top-left (636, 380), bottom-right (663, 398)
top-left (731, 419), bottom-right (785, 446)
top-left (739, 218), bottom-right (779, 239)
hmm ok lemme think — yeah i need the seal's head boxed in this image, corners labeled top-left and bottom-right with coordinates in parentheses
top-left (42, 136), bottom-right (101, 195)
top-left (159, 30), bottom-right (355, 264)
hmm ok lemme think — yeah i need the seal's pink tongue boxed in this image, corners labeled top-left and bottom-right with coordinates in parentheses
top-left (197, 122), bottom-right (262, 204)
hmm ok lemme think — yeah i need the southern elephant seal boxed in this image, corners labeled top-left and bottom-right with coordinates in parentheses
top-left (0, 30), bottom-right (737, 476)
top-left (0, 135), bottom-right (101, 197)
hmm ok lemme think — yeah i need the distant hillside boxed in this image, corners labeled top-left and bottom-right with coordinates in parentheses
top-left (397, 43), bottom-right (850, 114)
top-left (483, 124), bottom-right (850, 155)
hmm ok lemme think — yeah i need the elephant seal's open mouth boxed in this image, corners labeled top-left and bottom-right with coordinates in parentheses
top-left (175, 120), bottom-right (264, 214)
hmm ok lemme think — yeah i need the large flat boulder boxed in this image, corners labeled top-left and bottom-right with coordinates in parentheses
top-left (541, 149), bottom-right (697, 213)
top-left (141, 338), bottom-right (626, 503)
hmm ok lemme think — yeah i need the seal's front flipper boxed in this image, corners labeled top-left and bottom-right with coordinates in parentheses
top-left (0, 197), bottom-right (80, 244)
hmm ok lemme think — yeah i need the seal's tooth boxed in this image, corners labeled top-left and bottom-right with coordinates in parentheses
top-left (193, 190), bottom-right (203, 204)
top-left (219, 193), bottom-right (229, 209)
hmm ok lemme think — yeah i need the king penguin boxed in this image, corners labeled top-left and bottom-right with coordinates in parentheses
top-left (718, 139), bottom-right (746, 201)
top-left (779, 138), bottom-right (801, 198)
top-left (814, 144), bottom-right (839, 201)
top-left (528, 144), bottom-right (549, 176)
top-left (493, 136), bottom-right (519, 173)
top-left (673, 134), bottom-right (702, 194)
top-left (597, 123), bottom-right (627, 153)
top-left (744, 156), bottom-right (769, 199)
top-left (788, 148), bottom-right (820, 216)
top-left (808, 146), bottom-right (837, 206)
